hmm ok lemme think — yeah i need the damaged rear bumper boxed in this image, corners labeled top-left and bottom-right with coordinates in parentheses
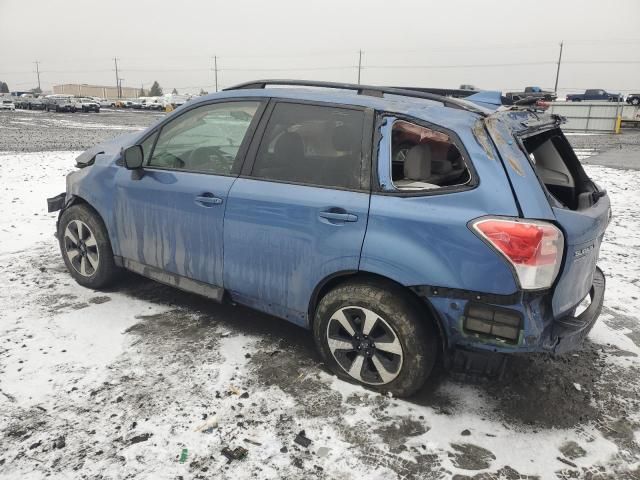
top-left (412, 267), bottom-right (605, 355)
top-left (550, 266), bottom-right (605, 353)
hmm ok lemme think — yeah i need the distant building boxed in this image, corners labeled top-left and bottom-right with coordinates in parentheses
top-left (52, 83), bottom-right (139, 99)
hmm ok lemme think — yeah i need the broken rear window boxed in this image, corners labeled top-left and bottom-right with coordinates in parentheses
top-left (522, 129), bottom-right (597, 210)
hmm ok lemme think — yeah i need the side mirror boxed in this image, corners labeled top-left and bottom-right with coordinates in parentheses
top-left (123, 145), bottom-right (144, 170)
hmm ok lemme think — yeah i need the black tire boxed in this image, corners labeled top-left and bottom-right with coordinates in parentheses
top-left (632, 98), bottom-right (640, 106)
top-left (313, 280), bottom-right (438, 397)
top-left (58, 204), bottom-right (118, 289)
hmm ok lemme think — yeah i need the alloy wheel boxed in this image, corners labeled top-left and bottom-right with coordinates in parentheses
top-left (63, 219), bottom-right (99, 277)
top-left (326, 306), bottom-right (403, 385)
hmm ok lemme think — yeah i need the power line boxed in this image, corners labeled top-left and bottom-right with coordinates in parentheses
top-left (364, 61), bottom-right (557, 69)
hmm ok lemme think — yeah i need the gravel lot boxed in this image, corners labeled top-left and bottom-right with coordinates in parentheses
top-left (0, 109), bottom-right (639, 479)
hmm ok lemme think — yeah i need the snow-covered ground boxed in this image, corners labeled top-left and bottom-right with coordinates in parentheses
top-left (0, 152), bottom-right (639, 479)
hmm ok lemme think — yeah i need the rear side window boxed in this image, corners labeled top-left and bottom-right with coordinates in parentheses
top-left (390, 120), bottom-right (470, 191)
top-left (251, 103), bottom-right (364, 189)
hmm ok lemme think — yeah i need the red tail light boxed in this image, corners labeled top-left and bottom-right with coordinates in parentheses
top-left (472, 218), bottom-right (564, 290)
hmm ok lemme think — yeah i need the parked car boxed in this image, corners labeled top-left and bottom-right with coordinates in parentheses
top-left (129, 99), bottom-right (144, 109)
top-left (47, 80), bottom-right (610, 396)
top-left (12, 96), bottom-right (28, 109)
top-left (505, 86), bottom-right (557, 102)
top-left (27, 97), bottom-right (46, 110)
top-left (0, 98), bottom-right (16, 111)
top-left (566, 89), bottom-right (623, 102)
top-left (44, 95), bottom-right (76, 112)
top-left (115, 100), bottom-right (133, 108)
top-left (92, 97), bottom-right (115, 108)
top-left (74, 98), bottom-right (100, 113)
top-left (138, 97), bottom-right (164, 110)
top-left (13, 94), bottom-right (44, 110)
top-left (626, 93), bottom-right (640, 106)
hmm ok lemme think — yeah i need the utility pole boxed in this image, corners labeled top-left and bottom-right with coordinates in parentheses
top-left (554, 41), bottom-right (563, 95)
top-left (34, 61), bottom-right (41, 91)
top-left (213, 56), bottom-right (218, 92)
top-left (119, 78), bottom-right (124, 99)
top-left (357, 50), bottom-right (362, 85)
top-left (114, 57), bottom-right (120, 98)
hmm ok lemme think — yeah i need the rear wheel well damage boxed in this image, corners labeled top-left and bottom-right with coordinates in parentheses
top-left (308, 271), bottom-right (448, 354)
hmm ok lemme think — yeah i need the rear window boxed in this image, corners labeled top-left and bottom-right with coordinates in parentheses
top-left (389, 120), bottom-right (470, 191)
top-left (523, 129), bottom-right (597, 210)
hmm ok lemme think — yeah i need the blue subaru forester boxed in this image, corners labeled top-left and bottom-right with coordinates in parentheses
top-left (48, 80), bottom-right (609, 396)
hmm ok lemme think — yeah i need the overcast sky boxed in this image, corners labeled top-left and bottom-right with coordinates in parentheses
top-left (1, 0), bottom-right (639, 96)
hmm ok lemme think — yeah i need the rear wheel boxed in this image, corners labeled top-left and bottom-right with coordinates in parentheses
top-left (58, 204), bottom-right (118, 289)
top-left (313, 280), bottom-right (437, 397)
top-left (632, 97), bottom-right (640, 106)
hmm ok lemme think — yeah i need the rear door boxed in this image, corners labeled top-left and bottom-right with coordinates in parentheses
top-left (113, 99), bottom-right (265, 289)
top-left (486, 111), bottom-right (610, 316)
top-left (223, 101), bottom-right (372, 324)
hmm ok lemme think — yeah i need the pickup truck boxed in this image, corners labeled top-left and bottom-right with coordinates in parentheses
top-left (626, 94), bottom-right (640, 106)
top-left (505, 86), bottom-right (556, 102)
top-left (566, 89), bottom-right (623, 102)
top-left (74, 98), bottom-right (100, 113)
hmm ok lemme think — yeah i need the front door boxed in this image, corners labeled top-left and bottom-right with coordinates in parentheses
top-left (223, 101), bottom-right (372, 325)
top-left (114, 100), bottom-right (264, 288)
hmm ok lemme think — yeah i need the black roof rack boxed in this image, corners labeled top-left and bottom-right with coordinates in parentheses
top-left (224, 79), bottom-right (487, 115)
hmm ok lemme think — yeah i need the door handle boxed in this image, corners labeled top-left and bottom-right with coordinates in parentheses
top-left (318, 211), bottom-right (358, 222)
top-left (195, 193), bottom-right (223, 207)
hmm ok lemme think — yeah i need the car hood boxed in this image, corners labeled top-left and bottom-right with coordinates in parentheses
top-left (75, 132), bottom-right (140, 167)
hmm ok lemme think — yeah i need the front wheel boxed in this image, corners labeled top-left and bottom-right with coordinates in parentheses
top-left (313, 280), bottom-right (437, 397)
top-left (58, 204), bottom-right (118, 289)
top-left (632, 98), bottom-right (640, 106)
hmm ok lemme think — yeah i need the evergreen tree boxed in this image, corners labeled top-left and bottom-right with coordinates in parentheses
top-left (0, 81), bottom-right (9, 93)
top-left (172, 88), bottom-right (178, 95)
top-left (31, 87), bottom-right (42, 94)
top-left (149, 81), bottom-right (163, 96)
top-left (139, 87), bottom-right (146, 97)
top-left (199, 88), bottom-right (208, 95)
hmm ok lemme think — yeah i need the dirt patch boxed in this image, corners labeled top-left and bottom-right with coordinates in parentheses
top-left (559, 441), bottom-right (587, 460)
top-left (480, 342), bottom-right (602, 428)
top-left (449, 443), bottom-right (496, 470)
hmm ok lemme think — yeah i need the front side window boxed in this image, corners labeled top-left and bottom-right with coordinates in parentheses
top-left (251, 103), bottom-right (365, 189)
top-left (389, 119), bottom-right (470, 191)
top-left (148, 101), bottom-right (261, 174)
top-left (140, 131), bottom-right (158, 163)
